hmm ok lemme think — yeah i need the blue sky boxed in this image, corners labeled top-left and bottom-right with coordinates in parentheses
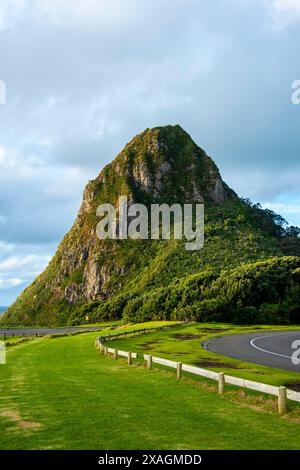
top-left (0, 0), bottom-right (300, 305)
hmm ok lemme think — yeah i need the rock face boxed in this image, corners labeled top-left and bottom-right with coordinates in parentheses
top-left (1, 125), bottom-right (235, 325)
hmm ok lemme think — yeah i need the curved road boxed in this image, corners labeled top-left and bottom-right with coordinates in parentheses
top-left (203, 330), bottom-right (300, 372)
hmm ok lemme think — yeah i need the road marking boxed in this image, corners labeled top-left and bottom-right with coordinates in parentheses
top-left (202, 339), bottom-right (214, 351)
top-left (250, 332), bottom-right (300, 360)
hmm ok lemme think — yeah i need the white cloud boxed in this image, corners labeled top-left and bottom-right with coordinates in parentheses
top-left (261, 201), bottom-right (300, 221)
top-left (0, 250), bottom-right (52, 295)
top-left (223, 167), bottom-right (300, 202)
top-left (0, 241), bottom-right (13, 253)
top-left (0, 242), bottom-right (56, 302)
top-left (263, 201), bottom-right (300, 214)
top-left (268, 0), bottom-right (300, 28)
top-left (274, 0), bottom-right (300, 11)
top-left (0, 0), bottom-right (26, 31)
top-left (0, 145), bottom-right (8, 166)
top-left (0, 278), bottom-right (24, 289)
top-left (0, 145), bottom-right (35, 169)
top-left (0, 254), bottom-right (50, 273)
top-left (0, 252), bottom-right (50, 290)
top-left (33, 0), bottom-right (139, 27)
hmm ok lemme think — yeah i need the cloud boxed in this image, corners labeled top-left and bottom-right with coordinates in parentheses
top-left (0, 0), bottom-right (26, 31)
top-left (223, 166), bottom-right (300, 201)
top-left (268, 0), bottom-right (300, 28)
top-left (0, 145), bottom-right (11, 167)
top-left (0, 241), bottom-right (13, 253)
top-left (273, 0), bottom-right (300, 12)
top-left (33, 0), bottom-right (136, 27)
top-left (0, 254), bottom-right (50, 273)
top-left (261, 201), bottom-right (300, 226)
top-left (0, 248), bottom-right (52, 298)
top-left (0, 278), bottom-right (24, 289)
top-left (0, 143), bottom-right (90, 244)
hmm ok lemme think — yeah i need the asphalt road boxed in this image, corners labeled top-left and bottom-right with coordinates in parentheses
top-left (203, 330), bottom-right (300, 372)
top-left (0, 326), bottom-right (103, 337)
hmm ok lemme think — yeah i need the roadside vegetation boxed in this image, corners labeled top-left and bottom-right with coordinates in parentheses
top-left (111, 322), bottom-right (300, 387)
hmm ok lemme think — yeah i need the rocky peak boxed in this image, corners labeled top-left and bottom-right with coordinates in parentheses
top-left (1, 125), bottom-right (236, 325)
top-left (87, 125), bottom-right (231, 210)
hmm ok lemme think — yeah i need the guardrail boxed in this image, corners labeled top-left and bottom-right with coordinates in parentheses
top-left (96, 326), bottom-right (300, 416)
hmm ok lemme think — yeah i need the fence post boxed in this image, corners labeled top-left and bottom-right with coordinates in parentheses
top-left (113, 349), bottom-right (118, 360)
top-left (104, 346), bottom-right (108, 356)
top-left (218, 372), bottom-right (225, 395)
top-left (176, 362), bottom-right (182, 380)
top-left (278, 386), bottom-right (287, 416)
top-left (128, 352), bottom-right (132, 365)
top-left (147, 355), bottom-right (152, 370)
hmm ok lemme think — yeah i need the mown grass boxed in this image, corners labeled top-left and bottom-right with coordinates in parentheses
top-left (0, 321), bottom-right (300, 450)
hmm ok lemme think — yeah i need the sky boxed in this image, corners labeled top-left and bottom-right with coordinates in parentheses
top-left (0, 0), bottom-right (300, 305)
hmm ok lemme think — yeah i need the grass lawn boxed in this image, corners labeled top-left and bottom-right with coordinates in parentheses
top-left (0, 322), bottom-right (300, 450)
top-left (112, 322), bottom-right (300, 387)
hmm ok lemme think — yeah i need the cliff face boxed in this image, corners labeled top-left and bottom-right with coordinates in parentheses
top-left (2, 125), bottom-right (296, 326)
top-left (61, 126), bottom-right (230, 301)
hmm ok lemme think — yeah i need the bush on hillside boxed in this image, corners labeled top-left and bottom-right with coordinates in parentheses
top-left (68, 256), bottom-right (300, 326)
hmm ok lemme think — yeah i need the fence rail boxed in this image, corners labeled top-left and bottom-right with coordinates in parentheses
top-left (96, 326), bottom-right (300, 415)
top-left (144, 354), bottom-right (178, 369)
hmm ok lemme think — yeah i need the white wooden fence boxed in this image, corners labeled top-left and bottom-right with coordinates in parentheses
top-left (106, 346), bottom-right (138, 359)
top-left (96, 327), bottom-right (300, 415)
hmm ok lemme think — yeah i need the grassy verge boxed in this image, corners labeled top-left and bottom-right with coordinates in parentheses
top-left (4, 337), bottom-right (35, 347)
top-left (0, 323), bottom-right (300, 449)
top-left (110, 322), bottom-right (300, 387)
top-left (0, 323), bottom-right (111, 346)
